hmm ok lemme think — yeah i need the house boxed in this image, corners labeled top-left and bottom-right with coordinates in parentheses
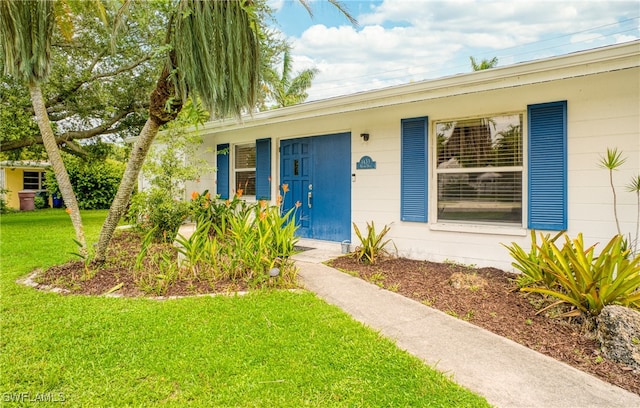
top-left (189, 41), bottom-right (639, 271)
top-left (0, 161), bottom-right (51, 210)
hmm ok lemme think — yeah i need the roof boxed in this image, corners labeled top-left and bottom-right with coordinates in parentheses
top-left (200, 40), bottom-right (640, 133)
top-left (0, 161), bottom-right (51, 169)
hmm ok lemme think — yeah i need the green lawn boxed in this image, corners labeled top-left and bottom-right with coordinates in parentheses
top-left (0, 210), bottom-right (489, 407)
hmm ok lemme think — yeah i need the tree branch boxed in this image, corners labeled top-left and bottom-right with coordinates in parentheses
top-left (45, 53), bottom-right (152, 109)
top-left (0, 108), bottom-right (136, 152)
top-left (89, 54), bottom-right (153, 82)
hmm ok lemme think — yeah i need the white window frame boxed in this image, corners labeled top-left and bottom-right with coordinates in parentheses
top-left (432, 112), bottom-right (525, 228)
top-left (233, 143), bottom-right (256, 198)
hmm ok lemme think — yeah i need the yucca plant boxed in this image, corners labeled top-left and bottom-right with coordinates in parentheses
top-left (353, 222), bottom-right (393, 264)
top-left (521, 234), bottom-right (640, 317)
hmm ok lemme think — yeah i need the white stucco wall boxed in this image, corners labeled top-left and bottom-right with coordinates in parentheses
top-left (195, 43), bottom-right (639, 271)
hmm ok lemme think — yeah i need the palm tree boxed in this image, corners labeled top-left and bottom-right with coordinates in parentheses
top-left (94, 0), bottom-right (262, 262)
top-left (94, 0), bottom-right (356, 263)
top-left (0, 0), bottom-right (91, 255)
top-left (265, 48), bottom-right (319, 108)
top-left (470, 56), bottom-right (498, 71)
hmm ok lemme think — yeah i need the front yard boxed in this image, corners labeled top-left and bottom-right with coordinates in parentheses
top-left (0, 210), bottom-right (488, 406)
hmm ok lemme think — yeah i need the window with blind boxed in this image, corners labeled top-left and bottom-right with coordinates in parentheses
top-left (234, 144), bottom-right (256, 196)
top-left (435, 114), bottom-right (523, 224)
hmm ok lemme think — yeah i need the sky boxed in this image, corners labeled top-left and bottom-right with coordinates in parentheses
top-left (268, 0), bottom-right (639, 101)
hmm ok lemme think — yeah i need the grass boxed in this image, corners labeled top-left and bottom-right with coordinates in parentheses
top-left (0, 209), bottom-right (489, 407)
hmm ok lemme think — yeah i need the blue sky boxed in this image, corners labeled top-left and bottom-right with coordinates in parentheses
top-left (268, 0), bottom-right (639, 101)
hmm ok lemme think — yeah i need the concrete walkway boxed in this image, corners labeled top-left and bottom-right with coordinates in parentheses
top-left (292, 239), bottom-right (640, 408)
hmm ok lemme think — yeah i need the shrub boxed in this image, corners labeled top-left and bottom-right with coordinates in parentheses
top-left (0, 189), bottom-right (8, 214)
top-left (506, 232), bottom-right (640, 317)
top-left (45, 156), bottom-right (125, 209)
top-left (34, 194), bottom-right (47, 209)
top-left (353, 221), bottom-right (393, 264)
top-left (126, 188), bottom-right (191, 243)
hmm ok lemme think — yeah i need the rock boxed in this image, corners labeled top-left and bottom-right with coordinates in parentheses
top-left (596, 305), bottom-right (640, 372)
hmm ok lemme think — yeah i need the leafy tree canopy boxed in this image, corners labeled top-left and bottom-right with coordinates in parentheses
top-left (0, 0), bottom-right (287, 158)
top-left (0, 1), bottom-right (166, 157)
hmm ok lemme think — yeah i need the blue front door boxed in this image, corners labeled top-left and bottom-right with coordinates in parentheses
top-left (280, 133), bottom-right (351, 241)
top-left (280, 138), bottom-right (312, 237)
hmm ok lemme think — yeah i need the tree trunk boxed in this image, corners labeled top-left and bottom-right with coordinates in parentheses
top-left (94, 65), bottom-right (182, 263)
top-left (29, 83), bottom-right (87, 256)
top-left (94, 117), bottom-right (161, 262)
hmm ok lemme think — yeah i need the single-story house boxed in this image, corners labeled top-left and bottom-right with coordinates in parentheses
top-left (187, 41), bottom-right (639, 271)
top-left (0, 161), bottom-right (51, 210)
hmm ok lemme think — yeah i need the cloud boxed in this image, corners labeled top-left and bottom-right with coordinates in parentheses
top-left (280, 0), bottom-right (639, 101)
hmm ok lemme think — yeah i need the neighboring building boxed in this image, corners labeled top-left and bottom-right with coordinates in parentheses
top-left (0, 161), bottom-right (51, 209)
top-left (190, 41), bottom-right (640, 271)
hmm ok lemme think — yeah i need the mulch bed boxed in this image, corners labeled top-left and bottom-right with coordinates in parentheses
top-left (328, 256), bottom-right (640, 395)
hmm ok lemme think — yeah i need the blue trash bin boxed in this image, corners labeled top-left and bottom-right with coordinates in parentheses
top-left (52, 194), bottom-right (63, 208)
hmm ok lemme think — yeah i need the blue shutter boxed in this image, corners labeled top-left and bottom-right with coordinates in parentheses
top-left (216, 143), bottom-right (230, 199)
top-left (401, 117), bottom-right (428, 222)
top-left (527, 101), bottom-right (567, 230)
top-left (255, 138), bottom-right (271, 200)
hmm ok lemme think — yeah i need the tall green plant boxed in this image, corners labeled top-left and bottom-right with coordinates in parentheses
top-left (599, 147), bottom-right (640, 254)
top-left (599, 148), bottom-right (626, 236)
top-left (169, 190), bottom-right (299, 288)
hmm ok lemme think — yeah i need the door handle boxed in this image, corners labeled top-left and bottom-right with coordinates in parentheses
top-left (308, 191), bottom-right (312, 208)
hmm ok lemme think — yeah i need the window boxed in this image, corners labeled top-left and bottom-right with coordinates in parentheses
top-left (23, 171), bottom-right (45, 190)
top-left (435, 114), bottom-right (523, 224)
top-left (234, 144), bottom-right (256, 196)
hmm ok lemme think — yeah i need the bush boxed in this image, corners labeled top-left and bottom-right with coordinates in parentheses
top-left (126, 188), bottom-right (191, 243)
top-left (506, 232), bottom-right (640, 317)
top-left (34, 194), bottom-right (47, 209)
top-left (45, 156), bottom-right (125, 210)
top-left (0, 188), bottom-right (10, 213)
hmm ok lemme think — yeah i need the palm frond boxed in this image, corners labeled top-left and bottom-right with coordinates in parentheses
top-left (0, 0), bottom-right (56, 83)
top-left (170, 0), bottom-right (261, 119)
